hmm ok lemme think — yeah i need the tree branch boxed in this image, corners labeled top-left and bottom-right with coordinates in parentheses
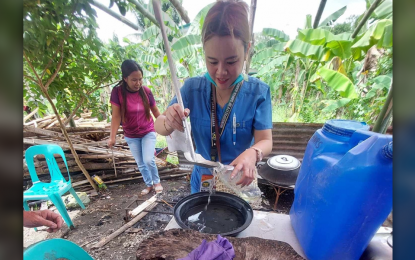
top-left (23, 74), bottom-right (38, 85)
top-left (23, 51), bottom-right (43, 89)
top-left (63, 77), bottom-right (117, 125)
top-left (44, 45), bottom-right (64, 90)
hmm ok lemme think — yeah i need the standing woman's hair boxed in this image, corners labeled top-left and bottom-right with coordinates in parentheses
top-left (119, 60), bottom-right (151, 122)
top-left (202, 0), bottom-right (250, 52)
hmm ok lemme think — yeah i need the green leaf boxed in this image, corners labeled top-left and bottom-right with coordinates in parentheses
top-left (318, 6), bottom-right (347, 27)
top-left (325, 40), bottom-right (352, 59)
top-left (257, 55), bottom-right (289, 76)
top-left (171, 35), bottom-right (201, 50)
top-left (262, 28), bottom-right (290, 42)
top-left (187, 3), bottom-right (215, 35)
top-left (122, 37), bottom-right (131, 44)
top-left (297, 29), bottom-right (334, 45)
top-left (321, 98), bottom-right (351, 113)
top-left (252, 47), bottom-right (277, 64)
top-left (142, 25), bottom-right (159, 41)
top-left (377, 24), bottom-right (392, 48)
top-left (172, 45), bottom-right (197, 60)
top-left (317, 67), bottom-right (357, 98)
top-left (284, 39), bottom-right (325, 60)
top-left (351, 19), bottom-right (392, 60)
top-left (373, 0), bottom-right (392, 19)
top-left (118, 5), bottom-right (126, 16)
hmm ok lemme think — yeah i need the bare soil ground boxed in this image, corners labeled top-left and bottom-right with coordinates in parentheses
top-left (23, 177), bottom-right (295, 259)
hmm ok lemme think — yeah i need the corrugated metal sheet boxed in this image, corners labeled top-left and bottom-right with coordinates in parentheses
top-left (177, 122), bottom-right (393, 167)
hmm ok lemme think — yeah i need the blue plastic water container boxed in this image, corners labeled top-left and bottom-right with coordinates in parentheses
top-left (290, 119), bottom-right (393, 260)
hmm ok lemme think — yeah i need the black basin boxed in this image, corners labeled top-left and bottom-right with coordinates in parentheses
top-left (173, 192), bottom-right (253, 237)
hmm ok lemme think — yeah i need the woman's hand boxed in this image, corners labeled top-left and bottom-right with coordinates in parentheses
top-left (107, 138), bottom-right (116, 148)
top-left (165, 103), bottom-right (190, 132)
top-left (229, 148), bottom-right (257, 187)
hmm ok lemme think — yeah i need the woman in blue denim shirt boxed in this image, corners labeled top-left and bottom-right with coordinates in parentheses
top-left (155, 0), bottom-right (272, 193)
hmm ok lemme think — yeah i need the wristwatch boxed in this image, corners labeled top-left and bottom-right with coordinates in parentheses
top-left (249, 147), bottom-right (263, 163)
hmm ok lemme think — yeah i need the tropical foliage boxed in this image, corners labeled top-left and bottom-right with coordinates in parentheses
top-left (23, 0), bottom-right (393, 127)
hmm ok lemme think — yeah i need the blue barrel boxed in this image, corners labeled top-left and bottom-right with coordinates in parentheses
top-left (290, 119), bottom-right (393, 260)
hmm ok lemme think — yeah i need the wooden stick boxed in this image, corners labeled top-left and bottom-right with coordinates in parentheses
top-left (129, 194), bottom-right (158, 217)
top-left (23, 107), bottom-right (39, 123)
top-left (161, 199), bottom-right (173, 208)
top-left (111, 147), bottom-right (117, 178)
top-left (91, 201), bottom-right (158, 248)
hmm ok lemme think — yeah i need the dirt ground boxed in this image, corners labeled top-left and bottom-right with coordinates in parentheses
top-left (23, 177), bottom-right (295, 259)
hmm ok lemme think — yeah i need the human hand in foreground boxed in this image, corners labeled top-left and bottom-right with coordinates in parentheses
top-left (230, 148), bottom-right (257, 187)
top-left (164, 103), bottom-right (190, 132)
top-left (23, 210), bottom-right (64, 233)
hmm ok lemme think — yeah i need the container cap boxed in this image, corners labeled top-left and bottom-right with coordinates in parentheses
top-left (322, 119), bottom-right (369, 137)
top-left (383, 141), bottom-right (393, 159)
top-left (267, 155), bottom-right (301, 171)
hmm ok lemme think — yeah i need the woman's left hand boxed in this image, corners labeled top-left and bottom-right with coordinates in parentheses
top-left (229, 149), bottom-right (257, 187)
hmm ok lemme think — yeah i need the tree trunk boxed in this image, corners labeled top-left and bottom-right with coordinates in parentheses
top-left (40, 90), bottom-right (98, 191)
top-left (136, 229), bottom-right (304, 260)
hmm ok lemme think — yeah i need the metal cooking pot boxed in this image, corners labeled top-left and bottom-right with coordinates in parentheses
top-left (258, 155), bottom-right (301, 187)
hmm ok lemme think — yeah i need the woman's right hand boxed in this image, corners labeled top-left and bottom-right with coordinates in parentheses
top-left (107, 138), bottom-right (116, 148)
top-left (165, 103), bottom-right (190, 132)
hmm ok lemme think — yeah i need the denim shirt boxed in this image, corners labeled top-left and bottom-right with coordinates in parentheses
top-left (169, 76), bottom-right (272, 192)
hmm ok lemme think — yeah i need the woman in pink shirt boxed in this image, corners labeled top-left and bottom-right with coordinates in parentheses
top-left (108, 60), bottom-right (163, 195)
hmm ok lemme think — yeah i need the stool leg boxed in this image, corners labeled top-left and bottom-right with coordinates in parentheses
top-left (68, 188), bottom-right (86, 209)
top-left (49, 193), bottom-right (74, 229)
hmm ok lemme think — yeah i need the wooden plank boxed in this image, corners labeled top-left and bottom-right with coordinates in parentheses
top-left (91, 201), bottom-right (158, 248)
top-left (130, 194), bottom-right (158, 217)
top-left (23, 107), bottom-right (39, 123)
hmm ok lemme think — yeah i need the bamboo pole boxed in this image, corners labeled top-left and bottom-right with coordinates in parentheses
top-left (168, 0), bottom-right (190, 23)
top-left (351, 0), bottom-right (382, 38)
top-left (313, 0), bottom-right (327, 29)
top-left (90, 0), bottom-right (139, 30)
top-left (373, 83), bottom-right (393, 133)
top-left (245, 0), bottom-right (257, 75)
top-left (128, 0), bottom-right (159, 27)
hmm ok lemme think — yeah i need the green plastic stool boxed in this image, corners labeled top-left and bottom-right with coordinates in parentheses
top-left (24, 144), bottom-right (86, 229)
top-left (24, 238), bottom-right (94, 260)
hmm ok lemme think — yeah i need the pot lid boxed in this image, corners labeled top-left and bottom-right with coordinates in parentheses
top-left (267, 155), bottom-right (300, 171)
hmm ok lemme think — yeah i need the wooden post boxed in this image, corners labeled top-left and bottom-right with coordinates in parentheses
top-left (245, 0), bottom-right (257, 75)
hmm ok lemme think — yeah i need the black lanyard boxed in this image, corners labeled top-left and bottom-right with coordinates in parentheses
top-left (210, 81), bottom-right (243, 162)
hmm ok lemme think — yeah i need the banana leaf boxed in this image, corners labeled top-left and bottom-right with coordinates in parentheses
top-left (257, 55), bottom-right (289, 76)
top-left (318, 6), bottom-right (347, 27)
top-left (351, 19), bottom-right (392, 60)
top-left (377, 24), bottom-right (392, 48)
top-left (172, 45), bottom-right (198, 61)
top-left (317, 67), bottom-right (358, 98)
top-left (321, 98), bottom-right (351, 113)
top-left (284, 39), bottom-right (325, 60)
top-left (187, 3), bottom-right (215, 35)
top-left (297, 29), bottom-right (333, 45)
top-left (372, 0), bottom-right (392, 19)
top-left (262, 28), bottom-right (289, 42)
top-left (171, 34), bottom-right (201, 50)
